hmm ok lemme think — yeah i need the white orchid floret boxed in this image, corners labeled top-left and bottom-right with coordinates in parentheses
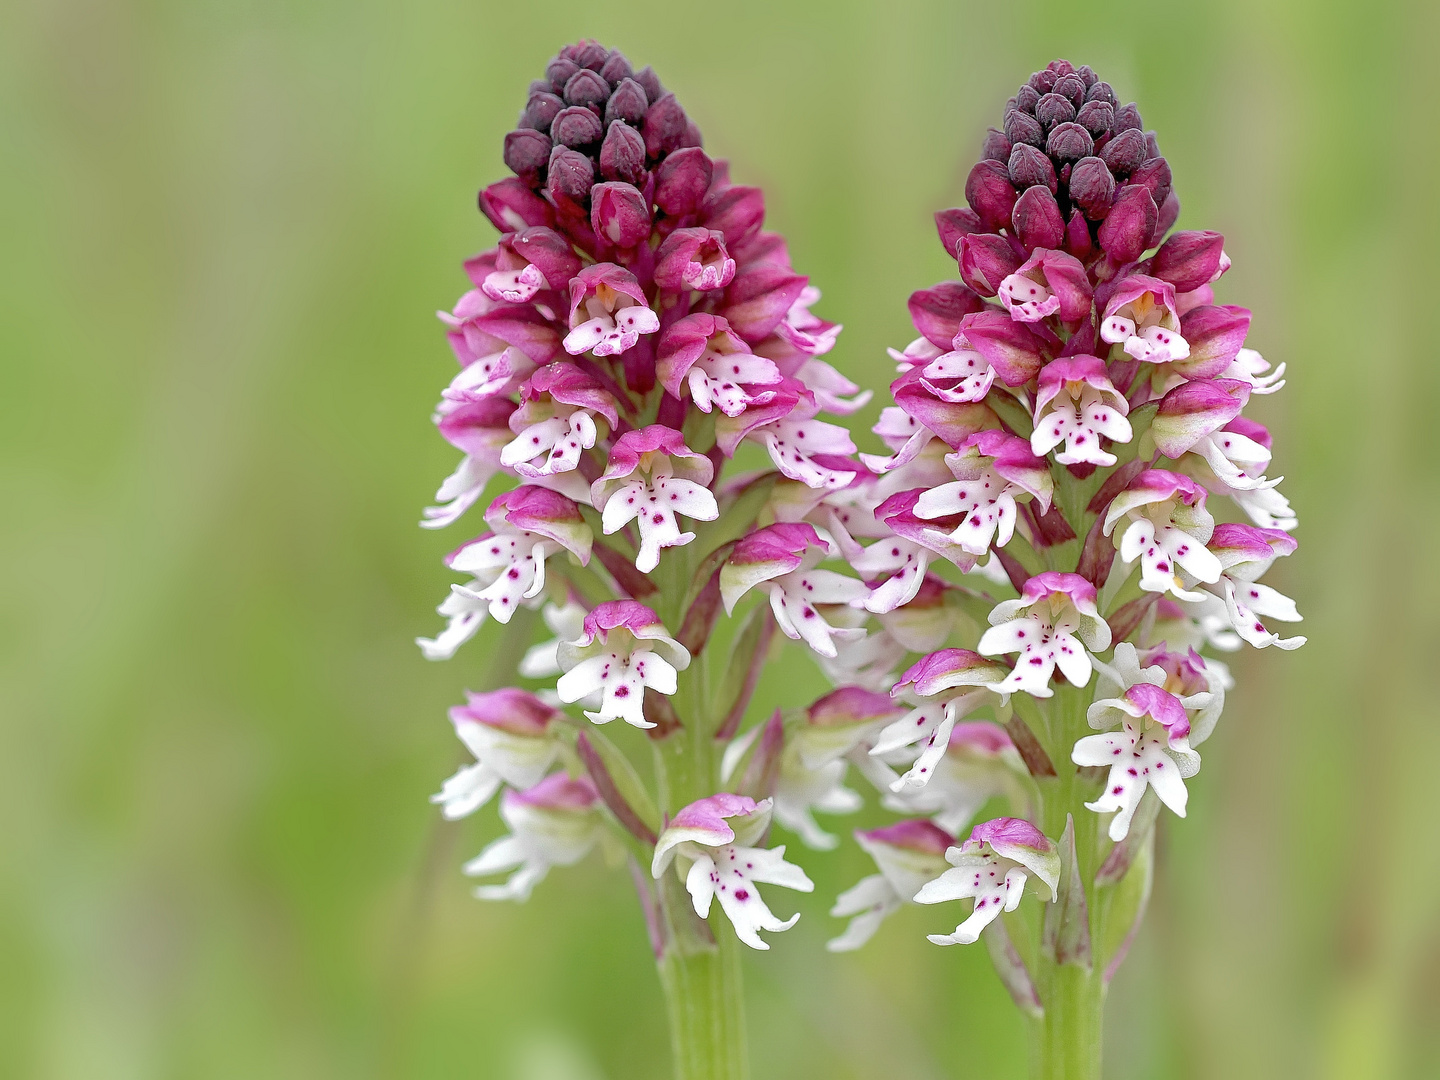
top-left (871, 649), bottom-right (1011, 794)
top-left (652, 795), bottom-right (814, 951)
top-left (1102, 469), bottom-right (1222, 600)
top-left (720, 523), bottom-right (869, 659)
top-left (432, 689), bottom-right (568, 819)
top-left (1219, 346), bottom-right (1286, 394)
top-left (1099, 275), bottom-right (1189, 363)
top-left (554, 601), bottom-right (691, 729)
top-left (827, 820), bottom-right (954, 952)
top-left (1205, 524), bottom-right (1306, 650)
top-left (590, 426), bottom-right (720, 573)
top-left (914, 818), bottom-right (1060, 945)
top-left (910, 431), bottom-right (1054, 557)
top-left (978, 573), bottom-right (1112, 698)
top-left (881, 721), bottom-right (1030, 836)
top-left (562, 264), bottom-right (660, 357)
top-left (464, 774), bottom-right (605, 901)
top-left (1029, 355), bottom-right (1132, 466)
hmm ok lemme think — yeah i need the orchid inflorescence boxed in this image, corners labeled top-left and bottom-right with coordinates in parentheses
top-left (417, 45), bottom-right (1303, 1076)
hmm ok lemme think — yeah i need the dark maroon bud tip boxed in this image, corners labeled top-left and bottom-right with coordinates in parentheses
top-left (634, 66), bottom-right (664, 106)
top-left (982, 127), bottom-right (1013, 162)
top-left (1069, 156), bottom-right (1116, 219)
top-left (1114, 103), bottom-right (1144, 132)
top-left (1047, 121), bottom-right (1094, 162)
top-left (605, 77), bottom-right (649, 127)
top-left (572, 41), bottom-right (608, 71)
top-left (551, 105), bottom-right (603, 149)
top-left (599, 51), bottom-right (633, 84)
top-left (1145, 131), bottom-right (1162, 159)
top-left (654, 146), bottom-right (714, 216)
top-left (1036, 92), bottom-right (1077, 130)
top-left (1004, 109), bottom-right (1046, 149)
top-left (1054, 74), bottom-right (1087, 107)
top-left (1012, 185), bottom-right (1065, 252)
top-left (1130, 156), bottom-right (1173, 204)
top-left (965, 159), bottom-right (1019, 231)
top-left (1086, 81), bottom-right (1117, 107)
top-left (936, 207), bottom-right (984, 257)
top-left (1100, 127), bottom-right (1147, 177)
top-left (546, 57), bottom-right (580, 91)
top-left (1004, 96), bottom-right (1019, 120)
top-left (1008, 143), bottom-right (1058, 193)
top-left (1077, 65), bottom-right (1097, 88)
top-left (529, 79), bottom-right (553, 97)
top-left (1029, 68), bottom-right (1058, 94)
top-left (1097, 184), bottom-right (1158, 263)
top-left (523, 91), bottom-right (565, 133)
top-left (547, 145), bottom-right (595, 204)
top-left (1015, 85), bottom-right (1041, 114)
top-left (564, 69), bottom-right (610, 109)
top-left (1076, 100), bottom-right (1114, 137)
top-left (503, 129), bottom-right (552, 185)
top-left (599, 120), bottom-right (647, 186)
top-left (642, 93), bottom-right (689, 159)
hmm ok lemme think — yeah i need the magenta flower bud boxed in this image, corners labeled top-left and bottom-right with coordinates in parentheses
top-left (1087, 80), bottom-right (1117, 106)
top-left (1035, 92), bottom-right (1075, 130)
top-left (655, 228), bottom-right (736, 291)
top-left (567, 40), bottom-right (607, 70)
top-left (545, 56), bottom-right (579, 90)
top-left (1054, 72), bottom-right (1086, 106)
top-left (982, 128), bottom-right (1012, 162)
top-left (590, 182), bottom-right (651, 248)
top-left (643, 92), bottom-right (691, 159)
top-left (701, 185), bottom-right (765, 249)
top-left (1012, 85), bottom-right (1040, 115)
top-left (550, 105), bottom-right (602, 149)
top-left (560, 69), bottom-right (604, 108)
top-left (1174, 304), bottom-right (1252, 379)
top-left (1100, 128), bottom-right (1147, 177)
top-left (1150, 230), bottom-right (1226, 293)
top-left (1114, 102), bottom-right (1143, 132)
top-left (1130, 157), bottom-right (1172, 207)
top-left (599, 50), bottom-right (632, 83)
top-left (1046, 121), bottom-right (1093, 163)
top-left (523, 90), bottom-right (564, 133)
top-left (479, 178), bottom-right (553, 232)
top-left (1097, 184), bottom-right (1158, 263)
top-left (1065, 209), bottom-right (1093, 258)
top-left (654, 146), bottom-right (714, 217)
top-left (1008, 143), bottom-right (1057, 193)
top-left (604, 77), bottom-right (649, 127)
top-left (1003, 108), bottom-right (1045, 149)
top-left (546, 145), bottom-right (595, 205)
top-left (1011, 185), bottom-right (1065, 252)
top-left (504, 226), bottom-right (583, 289)
top-left (1076, 99), bottom-right (1113, 136)
top-left (633, 64), bottom-right (663, 104)
top-left (957, 233), bottom-right (1022, 295)
top-left (721, 262), bottom-right (807, 342)
top-left (598, 120), bottom-right (647, 185)
top-left (504, 129), bottom-right (552, 186)
top-left (936, 207), bottom-right (984, 258)
top-left (957, 310), bottom-right (1046, 385)
top-left (907, 281), bottom-right (985, 347)
top-left (965, 160), bottom-right (1018, 231)
top-left (1069, 156), bottom-right (1116, 219)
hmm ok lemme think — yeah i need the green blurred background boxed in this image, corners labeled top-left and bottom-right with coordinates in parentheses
top-left (3, 0), bottom-right (1437, 1076)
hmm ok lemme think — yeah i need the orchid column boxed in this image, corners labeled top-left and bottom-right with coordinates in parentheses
top-left (415, 40), bottom-right (870, 1080)
top-left (814, 60), bottom-right (1303, 1080)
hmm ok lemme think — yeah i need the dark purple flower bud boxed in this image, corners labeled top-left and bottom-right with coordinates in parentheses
top-left (908, 282), bottom-right (985, 347)
top-left (1029, 68), bottom-right (1058, 94)
top-left (1015, 85), bottom-right (1041, 114)
top-left (1086, 81), bottom-right (1116, 106)
top-left (958, 232), bottom-right (1022, 294)
top-left (1154, 190), bottom-right (1181, 245)
top-left (1004, 109), bottom-right (1045, 148)
top-left (965, 160), bottom-right (1018, 231)
top-left (982, 128), bottom-right (1013, 162)
top-left (529, 79), bottom-right (553, 97)
top-left (551, 105), bottom-right (603, 149)
top-left (1077, 65), bottom-right (1097, 87)
top-left (1069, 156), bottom-right (1116, 219)
top-left (599, 120), bottom-right (647, 185)
top-left (546, 57), bottom-right (580, 91)
top-left (1047, 121), bottom-right (1094, 162)
top-left (1065, 209), bottom-right (1093, 259)
top-left (642, 93), bottom-right (689, 159)
top-left (721, 264), bottom-right (807, 342)
top-left (546, 146), bottom-right (595, 205)
top-left (1009, 143), bottom-right (1058, 192)
top-left (935, 207), bottom-right (984, 256)
top-left (1114, 103), bottom-right (1143, 132)
top-left (1011, 185), bottom-right (1065, 252)
top-left (605, 77), bottom-right (649, 127)
top-left (503, 129), bottom-right (551, 186)
top-left (701, 185), bottom-right (765, 248)
top-left (1097, 184), bottom-right (1158, 263)
top-left (1100, 128), bottom-right (1147, 176)
top-left (654, 146), bottom-right (714, 216)
top-left (1076, 100), bottom-right (1113, 136)
top-left (564, 69), bottom-right (610, 109)
top-left (524, 91), bottom-right (565, 133)
top-left (599, 51), bottom-right (632, 84)
top-left (1054, 74), bottom-right (1087, 107)
top-left (1004, 95), bottom-right (1019, 120)
top-left (1130, 157), bottom-right (1172, 206)
top-left (1145, 131), bottom-right (1162, 159)
top-left (590, 182), bottom-right (651, 248)
top-left (571, 41), bottom-right (608, 70)
top-left (1150, 231), bottom-right (1226, 293)
top-left (479, 178), bottom-right (554, 233)
top-left (634, 66), bottom-right (664, 108)
top-left (1036, 92), bottom-right (1076, 130)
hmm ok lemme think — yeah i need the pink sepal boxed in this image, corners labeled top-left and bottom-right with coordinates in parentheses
top-left (1150, 378), bottom-right (1252, 459)
top-left (505, 772), bottom-right (599, 812)
top-left (859, 819), bottom-right (955, 856)
top-left (451, 687), bottom-right (565, 737)
top-left (956, 311), bottom-right (1046, 386)
top-left (483, 485), bottom-right (593, 562)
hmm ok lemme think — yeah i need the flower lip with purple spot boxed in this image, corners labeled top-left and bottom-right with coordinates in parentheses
top-left (963, 816), bottom-right (1061, 899)
top-left (1033, 354), bottom-right (1125, 417)
top-left (998, 247), bottom-right (1093, 325)
top-left (451, 687), bottom-right (565, 737)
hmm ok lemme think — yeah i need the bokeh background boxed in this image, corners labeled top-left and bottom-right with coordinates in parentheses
top-left (4, 0), bottom-right (1438, 1076)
